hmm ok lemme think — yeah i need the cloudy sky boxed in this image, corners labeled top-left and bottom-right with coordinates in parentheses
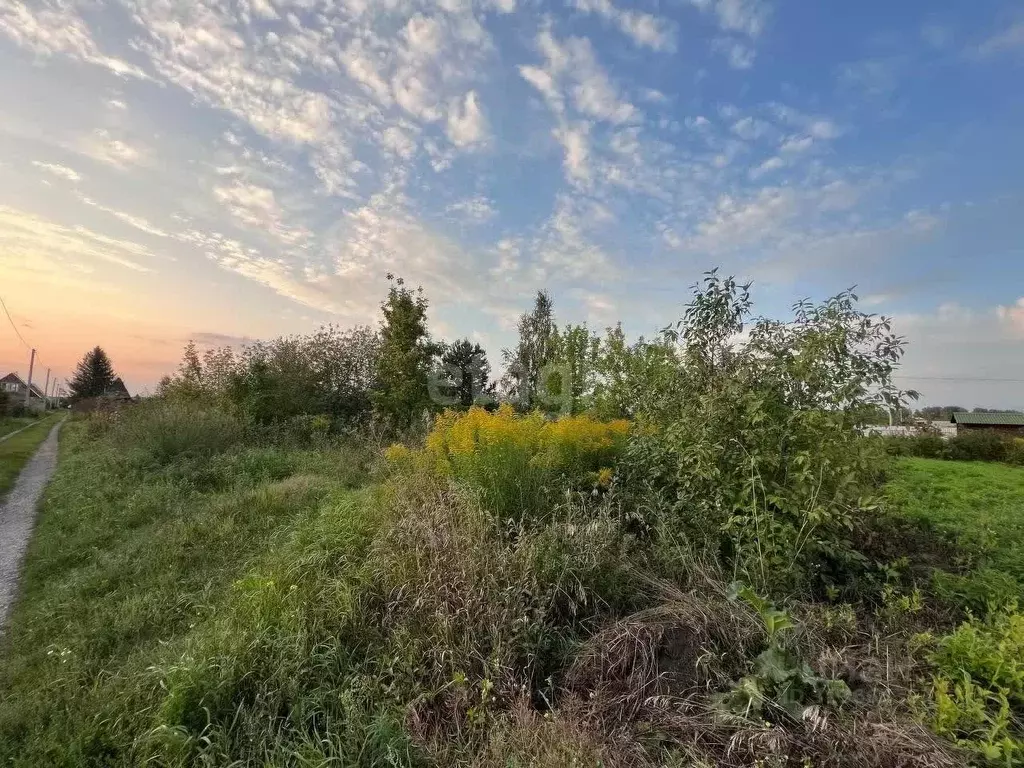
top-left (0, 0), bottom-right (1022, 406)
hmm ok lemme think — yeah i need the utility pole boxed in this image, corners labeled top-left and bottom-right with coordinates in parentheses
top-left (25, 348), bottom-right (36, 408)
top-left (43, 368), bottom-right (51, 411)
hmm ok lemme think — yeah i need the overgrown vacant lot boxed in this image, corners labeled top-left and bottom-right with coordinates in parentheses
top-left (4, 278), bottom-right (1024, 767)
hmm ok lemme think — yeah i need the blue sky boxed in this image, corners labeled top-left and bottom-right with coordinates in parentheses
top-left (0, 0), bottom-right (1022, 406)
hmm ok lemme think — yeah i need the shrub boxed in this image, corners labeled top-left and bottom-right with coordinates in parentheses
top-left (946, 431), bottom-right (1010, 463)
top-left (108, 400), bottom-right (243, 466)
top-left (622, 274), bottom-right (913, 594)
top-left (403, 404), bottom-right (629, 519)
top-left (1007, 439), bottom-right (1024, 467)
top-left (926, 606), bottom-right (1024, 763)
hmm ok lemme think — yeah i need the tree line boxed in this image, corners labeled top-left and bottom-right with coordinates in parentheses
top-left (156, 274), bottom-right (676, 431)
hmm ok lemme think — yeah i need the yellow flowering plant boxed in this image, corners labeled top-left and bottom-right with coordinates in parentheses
top-left (391, 405), bottom-right (630, 519)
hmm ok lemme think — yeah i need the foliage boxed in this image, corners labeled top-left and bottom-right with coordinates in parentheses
top-left (624, 272), bottom-right (915, 592)
top-left (502, 291), bottom-right (557, 411)
top-left (926, 606), bottom-right (1024, 764)
top-left (947, 431), bottom-right (1014, 463)
top-left (719, 584), bottom-right (850, 722)
top-left (161, 326), bottom-right (381, 428)
top-left (391, 404), bottom-right (629, 520)
top-left (887, 431), bottom-right (1024, 466)
top-left (68, 346), bottom-right (118, 401)
top-left (588, 324), bottom-right (678, 420)
top-left (107, 399), bottom-right (244, 466)
top-left (434, 338), bottom-right (495, 409)
top-left (545, 323), bottom-right (599, 416)
top-left (371, 275), bottom-right (439, 429)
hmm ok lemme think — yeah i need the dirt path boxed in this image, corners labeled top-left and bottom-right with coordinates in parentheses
top-left (0, 420), bottom-right (63, 631)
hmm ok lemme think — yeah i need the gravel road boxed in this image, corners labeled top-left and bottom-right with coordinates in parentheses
top-left (0, 420), bottom-right (63, 631)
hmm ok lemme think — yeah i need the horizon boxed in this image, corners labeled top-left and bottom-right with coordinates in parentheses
top-left (1, 0), bottom-right (1023, 408)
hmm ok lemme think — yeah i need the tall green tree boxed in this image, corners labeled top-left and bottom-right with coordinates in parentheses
top-left (68, 346), bottom-right (117, 401)
top-left (436, 339), bottom-right (494, 408)
top-left (501, 290), bottom-right (556, 410)
top-left (372, 275), bottom-right (439, 428)
top-left (546, 323), bottom-right (599, 415)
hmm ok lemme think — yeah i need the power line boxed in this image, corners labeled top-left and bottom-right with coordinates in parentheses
top-left (0, 294), bottom-right (31, 351)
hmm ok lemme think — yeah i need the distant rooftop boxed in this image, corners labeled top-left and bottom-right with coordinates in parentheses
top-left (951, 412), bottom-right (1024, 426)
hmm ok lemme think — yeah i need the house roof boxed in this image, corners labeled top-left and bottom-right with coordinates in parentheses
top-left (952, 412), bottom-right (1024, 426)
top-left (0, 373), bottom-right (45, 397)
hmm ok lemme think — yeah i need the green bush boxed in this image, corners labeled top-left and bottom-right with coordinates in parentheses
top-left (107, 400), bottom-right (243, 466)
top-left (1007, 439), bottom-right (1024, 467)
top-left (946, 431), bottom-right (1010, 463)
top-left (622, 274), bottom-right (911, 594)
top-left (927, 606), bottom-right (1024, 764)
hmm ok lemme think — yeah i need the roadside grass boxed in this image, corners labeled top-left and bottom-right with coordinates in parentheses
top-left (0, 414), bottom-right (58, 499)
top-left (886, 457), bottom-right (1024, 603)
top-left (0, 414), bottom-right (43, 437)
top-left (0, 418), bottom-right (377, 767)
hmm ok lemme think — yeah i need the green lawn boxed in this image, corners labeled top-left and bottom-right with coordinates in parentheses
top-left (0, 415), bottom-right (58, 499)
top-left (886, 457), bottom-right (1024, 584)
top-left (0, 415), bottom-right (43, 438)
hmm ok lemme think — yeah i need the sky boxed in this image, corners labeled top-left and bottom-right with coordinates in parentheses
top-left (0, 0), bottom-right (1022, 407)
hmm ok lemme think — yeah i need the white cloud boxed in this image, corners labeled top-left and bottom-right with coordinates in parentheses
top-left (689, 0), bottom-right (771, 38)
top-left (0, 3), bottom-right (151, 80)
top-left (749, 155), bottom-right (784, 178)
top-left (975, 22), bottom-right (1024, 56)
top-left (894, 301), bottom-right (1024, 408)
top-left (997, 298), bottom-right (1024, 336)
top-left (447, 196), bottom-right (496, 221)
top-left (712, 37), bottom-right (756, 69)
top-left (572, 0), bottom-right (676, 52)
top-left (838, 58), bottom-right (900, 98)
top-left (77, 195), bottom-right (170, 238)
top-left (780, 135), bottom-right (814, 153)
top-left (381, 125), bottom-right (418, 159)
top-left (731, 116), bottom-right (771, 141)
top-left (0, 205), bottom-right (156, 274)
top-left (81, 132), bottom-right (145, 169)
top-left (214, 182), bottom-right (311, 246)
top-left (31, 161), bottom-right (82, 183)
top-left (555, 123), bottom-right (592, 182)
top-left (521, 28), bottom-right (638, 131)
top-left (534, 194), bottom-right (616, 280)
top-left (446, 91), bottom-right (489, 147)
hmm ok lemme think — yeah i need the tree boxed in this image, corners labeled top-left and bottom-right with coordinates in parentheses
top-left (915, 405), bottom-right (968, 422)
top-left (68, 346), bottom-right (117, 401)
top-left (501, 290), bottom-right (556, 410)
top-left (546, 323), bottom-right (599, 415)
top-left (436, 339), bottom-right (494, 408)
top-left (371, 275), bottom-right (439, 428)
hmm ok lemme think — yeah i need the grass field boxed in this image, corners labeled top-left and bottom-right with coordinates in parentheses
top-left (0, 415), bottom-right (59, 499)
top-left (886, 457), bottom-right (1024, 587)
